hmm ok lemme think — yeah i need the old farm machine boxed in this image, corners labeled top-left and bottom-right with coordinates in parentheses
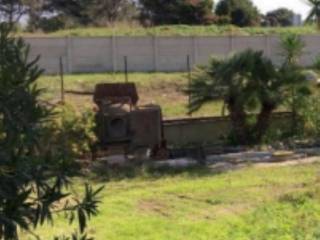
top-left (92, 83), bottom-right (167, 160)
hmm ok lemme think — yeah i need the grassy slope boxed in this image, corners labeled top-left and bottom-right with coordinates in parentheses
top-left (38, 72), bottom-right (224, 118)
top-left (23, 24), bottom-right (319, 37)
top-left (23, 161), bottom-right (320, 240)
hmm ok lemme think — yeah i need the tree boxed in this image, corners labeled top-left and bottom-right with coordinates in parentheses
top-left (89, 0), bottom-right (138, 26)
top-left (304, 0), bottom-right (320, 29)
top-left (43, 0), bottom-right (137, 27)
top-left (0, 23), bottom-right (102, 240)
top-left (139, 0), bottom-right (215, 25)
top-left (0, 0), bottom-right (51, 32)
top-left (23, 0), bottom-right (48, 32)
top-left (187, 50), bottom-right (278, 144)
top-left (187, 49), bottom-right (309, 144)
top-left (215, 0), bottom-right (260, 27)
top-left (265, 8), bottom-right (294, 27)
top-left (0, 0), bottom-right (24, 25)
top-left (45, 0), bottom-right (92, 26)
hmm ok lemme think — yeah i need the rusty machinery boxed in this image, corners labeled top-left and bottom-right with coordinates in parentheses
top-left (93, 83), bottom-right (168, 159)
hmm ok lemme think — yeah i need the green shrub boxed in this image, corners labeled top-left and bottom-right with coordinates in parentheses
top-left (212, 15), bottom-right (232, 25)
top-left (44, 104), bottom-right (97, 159)
top-left (215, 0), bottom-right (260, 27)
top-left (313, 55), bottom-right (320, 71)
top-left (300, 96), bottom-right (320, 138)
top-left (37, 15), bottom-right (66, 33)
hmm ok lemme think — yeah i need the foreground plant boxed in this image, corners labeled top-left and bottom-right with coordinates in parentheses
top-left (0, 23), bottom-right (102, 240)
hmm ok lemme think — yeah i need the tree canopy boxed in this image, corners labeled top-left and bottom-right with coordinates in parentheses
top-left (215, 0), bottom-right (260, 27)
top-left (139, 0), bottom-right (215, 25)
top-left (0, 0), bottom-right (25, 24)
top-left (0, 0), bottom-right (138, 31)
top-left (265, 8), bottom-right (294, 27)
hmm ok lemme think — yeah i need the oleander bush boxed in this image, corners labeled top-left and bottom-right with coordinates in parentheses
top-left (0, 22), bottom-right (102, 240)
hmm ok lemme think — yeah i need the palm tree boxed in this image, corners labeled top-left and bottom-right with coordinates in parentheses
top-left (279, 34), bottom-right (310, 133)
top-left (280, 34), bottom-right (305, 66)
top-left (304, 0), bottom-right (320, 29)
top-left (187, 49), bottom-right (310, 144)
top-left (187, 50), bottom-right (279, 144)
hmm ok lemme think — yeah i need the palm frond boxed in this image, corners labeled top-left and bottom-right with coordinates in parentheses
top-left (306, 8), bottom-right (316, 22)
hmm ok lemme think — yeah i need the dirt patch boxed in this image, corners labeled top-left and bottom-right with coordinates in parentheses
top-left (214, 203), bottom-right (252, 217)
top-left (138, 199), bottom-right (171, 217)
top-left (208, 157), bottom-right (320, 175)
top-left (255, 157), bottom-right (320, 168)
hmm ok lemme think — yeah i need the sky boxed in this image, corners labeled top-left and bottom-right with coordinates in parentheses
top-left (251, 0), bottom-right (311, 19)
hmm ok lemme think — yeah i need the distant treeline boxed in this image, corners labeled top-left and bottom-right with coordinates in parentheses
top-left (0, 0), bottom-right (317, 32)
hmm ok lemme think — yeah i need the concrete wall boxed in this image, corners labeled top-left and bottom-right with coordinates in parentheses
top-left (163, 113), bottom-right (292, 146)
top-left (25, 35), bottom-right (320, 74)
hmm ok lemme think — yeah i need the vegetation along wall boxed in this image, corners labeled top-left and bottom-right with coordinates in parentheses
top-left (26, 35), bottom-right (320, 74)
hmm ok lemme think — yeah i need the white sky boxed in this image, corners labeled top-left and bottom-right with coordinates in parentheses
top-left (251, 0), bottom-right (311, 19)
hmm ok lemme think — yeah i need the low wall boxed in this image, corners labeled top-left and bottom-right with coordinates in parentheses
top-left (163, 112), bottom-right (292, 146)
top-left (25, 35), bottom-right (320, 74)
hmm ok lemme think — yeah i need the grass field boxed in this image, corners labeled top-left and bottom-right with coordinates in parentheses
top-left (22, 24), bottom-right (319, 37)
top-left (22, 160), bottom-right (320, 240)
top-left (37, 72), bottom-right (224, 118)
top-left (37, 71), bottom-right (295, 118)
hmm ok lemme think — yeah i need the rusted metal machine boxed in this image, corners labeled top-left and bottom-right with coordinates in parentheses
top-left (93, 83), bottom-right (167, 159)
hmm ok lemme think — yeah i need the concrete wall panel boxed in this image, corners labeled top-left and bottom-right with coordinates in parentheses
top-left (25, 35), bottom-right (320, 74)
top-left (157, 37), bottom-right (193, 71)
top-left (268, 36), bottom-right (283, 66)
top-left (301, 35), bottom-right (320, 66)
top-left (116, 37), bottom-right (154, 71)
top-left (233, 36), bottom-right (266, 52)
top-left (196, 37), bottom-right (231, 64)
top-left (26, 38), bottom-right (67, 74)
top-left (71, 37), bottom-right (113, 73)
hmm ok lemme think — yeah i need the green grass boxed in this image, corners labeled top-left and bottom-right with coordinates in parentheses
top-left (22, 161), bottom-right (320, 240)
top-left (37, 72), bottom-right (224, 118)
top-left (23, 24), bottom-right (319, 37)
